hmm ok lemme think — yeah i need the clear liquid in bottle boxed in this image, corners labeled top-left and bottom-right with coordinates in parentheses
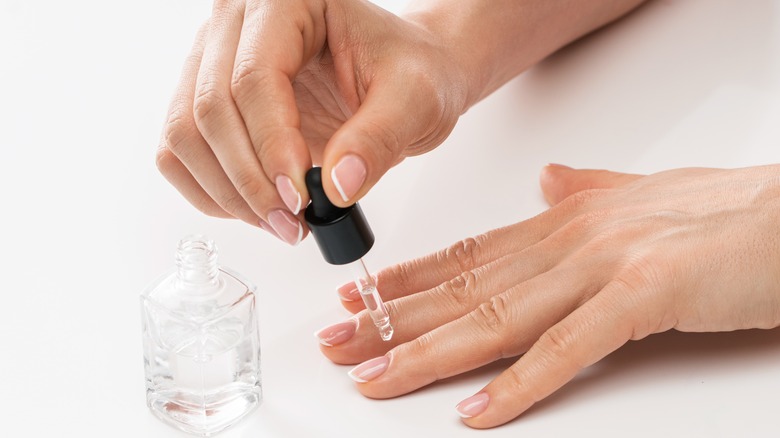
top-left (140, 236), bottom-right (261, 436)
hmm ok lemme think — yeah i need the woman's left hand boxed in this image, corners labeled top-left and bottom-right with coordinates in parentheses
top-left (315, 164), bottom-right (780, 428)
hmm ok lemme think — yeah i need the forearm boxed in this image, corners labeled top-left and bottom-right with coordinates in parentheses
top-left (403, 0), bottom-right (647, 110)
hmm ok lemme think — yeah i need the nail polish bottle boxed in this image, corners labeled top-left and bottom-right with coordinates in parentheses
top-left (140, 235), bottom-right (261, 436)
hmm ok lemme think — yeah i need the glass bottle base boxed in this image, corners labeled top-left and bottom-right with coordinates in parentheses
top-left (147, 384), bottom-right (261, 436)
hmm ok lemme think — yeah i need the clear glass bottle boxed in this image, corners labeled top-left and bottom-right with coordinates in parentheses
top-left (140, 235), bottom-right (261, 436)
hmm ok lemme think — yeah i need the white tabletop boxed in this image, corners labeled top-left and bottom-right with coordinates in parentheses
top-left (2, 0), bottom-right (779, 436)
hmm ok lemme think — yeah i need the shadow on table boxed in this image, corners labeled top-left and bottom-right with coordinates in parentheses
top-left (519, 328), bottom-right (780, 421)
top-left (422, 327), bottom-right (780, 421)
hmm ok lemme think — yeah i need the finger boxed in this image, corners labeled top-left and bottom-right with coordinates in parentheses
top-left (158, 23), bottom-right (261, 225)
top-left (231, 2), bottom-right (325, 215)
top-left (337, 189), bottom-right (607, 308)
top-left (155, 144), bottom-right (230, 219)
top-left (321, 235), bottom-right (577, 364)
top-left (194, 1), bottom-right (305, 245)
top-left (321, 72), bottom-right (450, 206)
top-left (338, 258), bottom-right (607, 396)
top-left (460, 280), bottom-right (645, 428)
top-left (540, 164), bottom-right (643, 206)
top-left (336, 229), bottom-right (524, 310)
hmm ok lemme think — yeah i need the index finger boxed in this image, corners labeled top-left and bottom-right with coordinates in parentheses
top-left (230, 1), bottom-right (328, 213)
top-left (193, 1), bottom-right (307, 245)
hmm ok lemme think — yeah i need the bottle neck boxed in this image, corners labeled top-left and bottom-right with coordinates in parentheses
top-left (175, 236), bottom-right (220, 291)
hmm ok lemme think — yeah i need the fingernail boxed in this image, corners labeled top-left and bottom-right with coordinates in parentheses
top-left (347, 355), bottom-right (390, 383)
top-left (455, 392), bottom-right (490, 418)
top-left (331, 154), bottom-right (367, 202)
top-left (314, 319), bottom-right (358, 347)
top-left (547, 163), bottom-right (573, 170)
top-left (275, 174), bottom-right (302, 215)
top-left (337, 282), bottom-right (361, 302)
top-left (267, 209), bottom-right (303, 246)
top-left (259, 219), bottom-right (280, 238)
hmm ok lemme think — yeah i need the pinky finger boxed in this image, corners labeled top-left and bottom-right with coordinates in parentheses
top-left (156, 147), bottom-right (280, 234)
top-left (458, 282), bottom-right (645, 428)
top-left (155, 146), bottom-right (233, 220)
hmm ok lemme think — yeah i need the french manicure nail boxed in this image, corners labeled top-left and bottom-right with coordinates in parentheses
top-left (547, 163), bottom-right (573, 170)
top-left (455, 392), bottom-right (490, 418)
top-left (331, 154), bottom-right (367, 202)
top-left (275, 174), bottom-right (302, 215)
top-left (347, 355), bottom-right (390, 383)
top-left (267, 209), bottom-right (303, 246)
top-left (314, 319), bottom-right (358, 347)
top-left (337, 282), bottom-right (361, 302)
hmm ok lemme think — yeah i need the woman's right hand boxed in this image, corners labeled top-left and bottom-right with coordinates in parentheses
top-left (155, 0), bottom-right (470, 245)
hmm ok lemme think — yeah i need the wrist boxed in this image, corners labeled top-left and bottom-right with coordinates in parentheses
top-left (403, 0), bottom-right (648, 111)
top-left (402, 6), bottom-right (512, 112)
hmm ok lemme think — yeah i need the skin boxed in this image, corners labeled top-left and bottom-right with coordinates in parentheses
top-left (156, 0), bottom-right (780, 429)
top-left (325, 164), bottom-right (780, 427)
top-left (156, 0), bottom-right (645, 243)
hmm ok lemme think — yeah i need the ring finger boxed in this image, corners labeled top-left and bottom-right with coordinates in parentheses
top-left (340, 254), bottom-right (610, 398)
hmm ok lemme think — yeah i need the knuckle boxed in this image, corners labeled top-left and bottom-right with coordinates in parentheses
top-left (471, 294), bottom-right (512, 334)
top-left (536, 324), bottom-right (580, 367)
top-left (252, 127), bottom-right (297, 163)
top-left (211, 0), bottom-right (243, 18)
top-left (383, 260), bottom-right (419, 294)
top-left (154, 145), bottom-right (177, 175)
top-left (577, 223), bottom-right (623, 255)
top-left (502, 364), bottom-right (526, 394)
top-left (614, 254), bottom-right (670, 337)
top-left (558, 189), bottom-right (606, 212)
top-left (401, 332), bottom-right (440, 382)
top-left (192, 196), bottom-right (231, 219)
top-left (443, 236), bottom-right (482, 273)
top-left (231, 168), bottom-right (263, 203)
top-left (230, 59), bottom-right (262, 101)
top-left (193, 85), bottom-right (228, 125)
top-left (619, 252), bottom-right (667, 296)
top-left (217, 192), bottom-right (248, 217)
top-left (162, 113), bottom-right (195, 155)
top-left (381, 298), bottom-right (400, 322)
top-left (359, 117), bottom-right (402, 165)
top-left (439, 270), bottom-right (479, 308)
top-left (408, 331), bottom-right (435, 356)
top-left (556, 210), bottom-right (609, 240)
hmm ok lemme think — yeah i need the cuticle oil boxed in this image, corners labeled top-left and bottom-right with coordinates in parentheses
top-left (140, 235), bottom-right (261, 436)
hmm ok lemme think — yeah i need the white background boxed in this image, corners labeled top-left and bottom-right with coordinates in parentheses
top-left (2, 0), bottom-right (780, 436)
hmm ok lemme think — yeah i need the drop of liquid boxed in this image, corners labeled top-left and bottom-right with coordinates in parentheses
top-left (378, 324), bottom-right (394, 341)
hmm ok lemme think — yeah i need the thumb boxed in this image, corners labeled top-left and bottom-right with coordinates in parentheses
top-left (539, 164), bottom-right (644, 206)
top-left (321, 80), bottom-right (448, 206)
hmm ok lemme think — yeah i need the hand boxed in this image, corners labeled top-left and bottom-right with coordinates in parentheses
top-left (315, 164), bottom-right (780, 428)
top-left (154, 0), bottom-right (468, 245)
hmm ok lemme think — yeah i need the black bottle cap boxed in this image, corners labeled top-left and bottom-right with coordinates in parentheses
top-left (304, 167), bottom-right (375, 265)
